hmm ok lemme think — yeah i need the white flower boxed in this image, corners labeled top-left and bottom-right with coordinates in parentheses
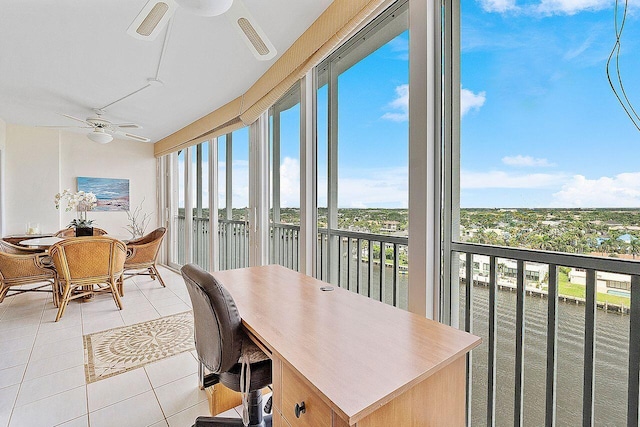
top-left (54, 190), bottom-right (98, 212)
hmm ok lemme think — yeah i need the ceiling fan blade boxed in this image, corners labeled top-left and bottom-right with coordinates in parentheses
top-left (111, 123), bottom-right (142, 129)
top-left (226, 0), bottom-right (277, 61)
top-left (114, 130), bottom-right (151, 143)
top-left (127, 0), bottom-right (178, 41)
top-left (62, 114), bottom-right (93, 126)
top-left (40, 125), bottom-right (93, 129)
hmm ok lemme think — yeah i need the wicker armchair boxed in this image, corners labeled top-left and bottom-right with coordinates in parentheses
top-left (54, 227), bottom-right (108, 237)
top-left (49, 236), bottom-right (126, 322)
top-left (121, 227), bottom-right (166, 295)
top-left (0, 245), bottom-right (58, 306)
top-left (0, 239), bottom-right (47, 255)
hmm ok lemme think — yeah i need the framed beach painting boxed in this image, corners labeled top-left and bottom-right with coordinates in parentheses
top-left (77, 177), bottom-right (130, 211)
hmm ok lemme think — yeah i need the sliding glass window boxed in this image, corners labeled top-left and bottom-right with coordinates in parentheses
top-left (218, 128), bottom-right (250, 270)
top-left (316, 1), bottom-right (409, 309)
top-left (169, 149), bottom-right (186, 268)
top-left (269, 84), bottom-right (301, 271)
top-left (191, 142), bottom-right (210, 270)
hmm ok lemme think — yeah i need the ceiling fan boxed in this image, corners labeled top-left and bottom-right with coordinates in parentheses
top-left (56, 110), bottom-right (151, 144)
top-left (127, 0), bottom-right (277, 61)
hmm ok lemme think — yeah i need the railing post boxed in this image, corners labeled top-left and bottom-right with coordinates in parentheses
top-left (465, 252), bottom-right (473, 427)
top-left (545, 264), bottom-right (558, 427)
top-left (514, 259), bottom-right (525, 427)
top-left (628, 274), bottom-right (640, 427)
top-left (583, 269), bottom-right (596, 427)
top-left (487, 255), bottom-right (497, 427)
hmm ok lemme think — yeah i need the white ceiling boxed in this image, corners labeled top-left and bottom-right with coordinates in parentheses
top-left (0, 0), bottom-right (333, 142)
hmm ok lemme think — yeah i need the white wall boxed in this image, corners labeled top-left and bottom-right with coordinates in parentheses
top-left (0, 118), bottom-right (6, 236)
top-left (4, 124), bottom-right (156, 236)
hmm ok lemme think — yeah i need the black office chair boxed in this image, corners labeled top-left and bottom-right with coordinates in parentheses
top-left (181, 264), bottom-right (272, 427)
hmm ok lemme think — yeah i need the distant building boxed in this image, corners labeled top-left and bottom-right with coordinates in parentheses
top-left (459, 255), bottom-right (548, 287)
top-left (569, 268), bottom-right (631, 294)
top-left (381, 220), bottom-right (400, 232)
top-left (618, 233), bottom-right (635, 244)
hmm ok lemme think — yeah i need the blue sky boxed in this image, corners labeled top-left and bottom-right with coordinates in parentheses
top-left (461, 0), bottom-right (640, 207)
top-left (192, 0), bottom-right (640, 210)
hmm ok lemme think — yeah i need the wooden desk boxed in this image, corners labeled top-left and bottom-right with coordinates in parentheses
top-left (212, 265), bottom-right (481, 426)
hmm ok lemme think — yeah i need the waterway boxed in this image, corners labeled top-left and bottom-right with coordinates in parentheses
top-left (335, 261), bottom-right (629, 426)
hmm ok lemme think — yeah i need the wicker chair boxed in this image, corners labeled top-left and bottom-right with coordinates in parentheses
top-left (0, 243), bottom-right (58, 306)
top-left (49, 236), bottom-right (126, 322)
top-left (54, 227), bottom-right (108, 237)
top-left (121, 227), bottom-right (166, 295)
top-left (0, 239), bottom-right (47, 255)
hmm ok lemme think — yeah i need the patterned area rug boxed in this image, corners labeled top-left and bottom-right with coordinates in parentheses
top-left (84, 311), bottom-right (195, 383)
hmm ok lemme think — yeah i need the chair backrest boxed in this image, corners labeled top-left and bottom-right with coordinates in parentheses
top-left (49, 237), bottom-right (126, 282)
top-left (125, 227), bottom-right (166, 263)
top-left (0, 240), bottom-right (44, 255)
top-left (181, 263), bottom-right (243, 374)
top-left (0, 251), bottom-right (50, 281)
top-left (54, 227), bottom-right (108, 237)
top-left (127, 227), bottom-right (166, 246)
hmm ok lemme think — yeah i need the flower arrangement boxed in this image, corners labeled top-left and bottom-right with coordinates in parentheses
top-left (54, 189), bottom-right (98, 228)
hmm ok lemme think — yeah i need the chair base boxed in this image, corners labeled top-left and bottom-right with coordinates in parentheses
top-left (193, 414), bottom-right (272, 427)
top-left (194, 389), bottom-right (271, 427)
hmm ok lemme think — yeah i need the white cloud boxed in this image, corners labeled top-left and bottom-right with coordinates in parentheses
top-left (461, 170), bottom-right (567, 189)
top-left (552, 173), bottom-right (640, 207)
top-left (381, 84), bottom-right (408, 122)
top-left (502, 155), bottom-right (555, 167)
top-left (388, 36), bottom-right (409, 60)
top-left (534, 0), bottom-right (611, 15)
top-left (318, 167), bottom-right (408, 208)
top-left (382, 84), bottom-right (485, 121)
top-left (480, 0), bottom-right (518, 13)
top-left (461, 87), bottom-right (486, 116)
top-left (279, 157), bottom-right (300, 207)
top-left (564, 36), bottom-right (595, 60)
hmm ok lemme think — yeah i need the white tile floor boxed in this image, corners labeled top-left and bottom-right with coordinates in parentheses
top-left (0, 266), bottom-right (244, 427)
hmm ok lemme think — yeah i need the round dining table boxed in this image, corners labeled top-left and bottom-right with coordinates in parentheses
top-left (18, 236), bottom-right (65, 248)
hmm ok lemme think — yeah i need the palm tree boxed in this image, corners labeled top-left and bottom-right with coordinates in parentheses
top-left (630, 238), bottom-right (640, 259)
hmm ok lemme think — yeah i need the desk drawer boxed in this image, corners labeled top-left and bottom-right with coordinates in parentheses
top-left (282, 365), bottom-right (331, 427)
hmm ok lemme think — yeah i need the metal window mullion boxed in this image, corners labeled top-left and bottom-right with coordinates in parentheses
top-left (393, 243), bottom-right (399, 307)
top-left (210, 139), bottom-right (219, 271)
top-left (357, 239), bottom-right (362, 294)
top-left (225, 134), bottom-right (233, 269)
top-left (514, 259), bottom-right (525, 427)
top-left (487, 255), bottom-right (497, 427)
top-left (545, 264), bottom-right (558, 427)
top-left (583, 268), bottom-right (597, 427)
top-left (184, 147), bottom-right (194, 265)
top-left (627, 274), bottom-right (640, 427)
top-left (368, 240), bottom-right (373, 298)
top-left (380, 242), bottom-right (386, 302)
top-left (327, 60), bottom-right (339, 285)
top-left (347, 238), bottom-right (353, 291)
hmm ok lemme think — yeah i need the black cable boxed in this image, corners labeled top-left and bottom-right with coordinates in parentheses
top-left (606, 0), bottom-right (640, 131)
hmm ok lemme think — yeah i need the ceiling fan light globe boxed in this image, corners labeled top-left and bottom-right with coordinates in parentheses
top-left (175, 0), bottom-right (233, 16)
top-left (87, 130), bottom-right (113, 144)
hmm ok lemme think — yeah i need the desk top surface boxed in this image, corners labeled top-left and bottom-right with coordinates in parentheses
top-left (212, 265), bottom-right (481, 424)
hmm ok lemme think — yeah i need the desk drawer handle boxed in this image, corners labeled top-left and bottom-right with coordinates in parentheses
top-left (295, 401), bottom-right (306, 418)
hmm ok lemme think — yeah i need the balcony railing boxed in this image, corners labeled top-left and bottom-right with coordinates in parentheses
top-left (173, 216), bottom-right (249, 270)
top-left (269, 222), bottom-right (300, 271)
top-left (451, 242), bottom-right (639, 427)
top-left (219, 219), bottom-right (249, 270)
top-left (318, 228), bottom-right (408, 310)
top-left (173, 216), bottom-right (408, 309)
